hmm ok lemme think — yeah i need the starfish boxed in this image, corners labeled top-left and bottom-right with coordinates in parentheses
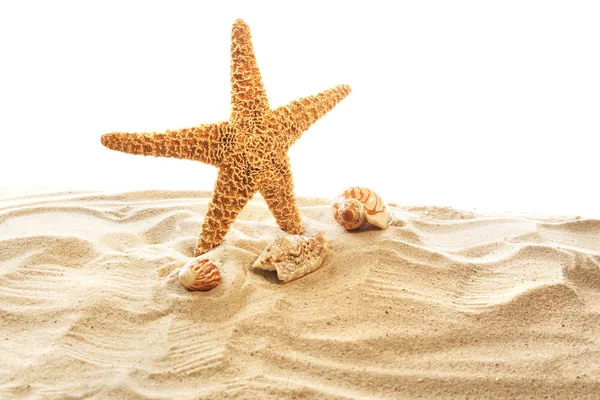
top-left (101, 19), bottom-right (351, 256)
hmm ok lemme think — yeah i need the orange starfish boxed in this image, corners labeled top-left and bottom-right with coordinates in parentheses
top-left (101, 19), bottom-right (351, 256)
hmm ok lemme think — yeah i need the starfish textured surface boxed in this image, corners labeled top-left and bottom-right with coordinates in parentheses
top-left (101, 19), bottom-right (351, 256)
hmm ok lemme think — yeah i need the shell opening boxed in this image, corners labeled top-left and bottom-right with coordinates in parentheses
top-left (340, 207), bottom-right (356, 223)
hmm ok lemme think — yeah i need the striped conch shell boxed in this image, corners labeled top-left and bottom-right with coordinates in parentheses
top-left (332, 187), bottom-right (392, 230)
top-left (251, 232), bottom-right (328, 283)
top-left (178, 258), bottom-right (221, 291)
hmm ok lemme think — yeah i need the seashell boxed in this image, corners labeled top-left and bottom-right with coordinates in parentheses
top-left (251, 232), bottom-right (328, 283)
top-left (332, 186), bottom-right (392, 230)
top-left (178, 257), bottom-right (221, 291)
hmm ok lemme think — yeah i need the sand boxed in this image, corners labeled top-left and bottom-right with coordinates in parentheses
top-left (1, 189), bottom-right (599, 399)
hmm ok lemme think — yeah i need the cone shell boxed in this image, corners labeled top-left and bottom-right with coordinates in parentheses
top-left (251, 232), bottom-right (328, 283)
top-left (178, 257), bottom-right (221, 291)
top-left (332, 186), bottom-right (392, 230)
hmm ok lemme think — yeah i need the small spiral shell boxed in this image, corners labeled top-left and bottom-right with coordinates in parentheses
top-left (332, 187), bottom-right (392, 230)
top-left (178, 258), bottom-right (221, 291)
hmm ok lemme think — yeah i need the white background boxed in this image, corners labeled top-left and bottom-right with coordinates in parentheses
top-left (1, 1), bottom-right (599, 217)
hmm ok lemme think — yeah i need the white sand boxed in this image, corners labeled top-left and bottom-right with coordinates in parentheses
top-left (1, 189), bottom-right (599, 399)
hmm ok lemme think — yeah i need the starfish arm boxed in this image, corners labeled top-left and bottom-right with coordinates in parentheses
top-left (258, 159), bottom-right (303, 235)
top-left (230, 19), bottom-right (269, 122)
top-left (194, 160), bottom-right (256, 256)
top-left (100, 122), bottom-right (228, 167)
top-left (271, 84), bottom-right (351, 147)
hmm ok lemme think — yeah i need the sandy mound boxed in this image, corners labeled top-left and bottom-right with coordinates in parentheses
top-left (1, 190), bottom-right (599, 399)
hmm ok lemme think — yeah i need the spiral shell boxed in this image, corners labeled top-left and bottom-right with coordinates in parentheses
top-left (178, 257), bottom-right (221, 291)
top-left (332, 187), bottom-right (392, 230)
top-left (251, 232), bottom-right (328, 283)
